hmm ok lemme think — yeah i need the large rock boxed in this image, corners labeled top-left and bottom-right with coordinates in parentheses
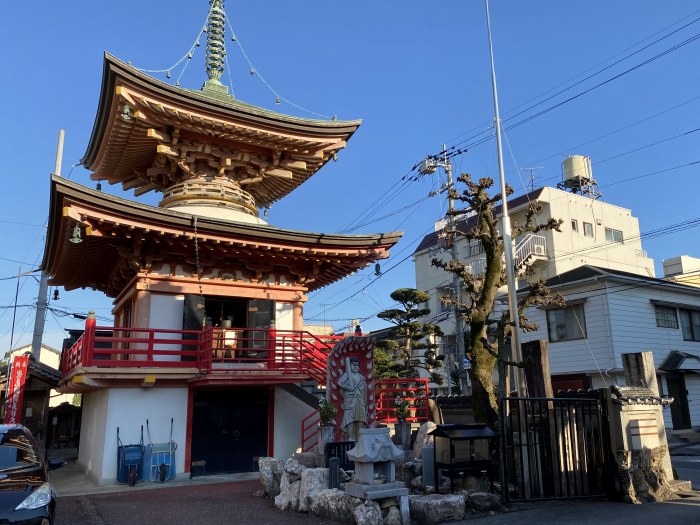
top-left (383, 505), bottom-right (402, 525)
top-left (616, 446), bottom-right (679, 503)
top-left (274, 472), bottom-right (301, 511)
top-left (258, 457), bottom-right (284, 498)
top-left (413, 422), bottom-right (437, 460)
top-left (284, 457), bottom-right (306, 482)
top-left (408, 494), bottom-right (465, 524)
top-left (353, 501), bottom-right (383, 525)
top-left (309, 489), bottom-right (362, 524)
top-left (294, 451), bottom-right (326, 468)
top-left (464, 492), bottom-right (505, 513)
top-left (298, 468), bottom-right (329, 512)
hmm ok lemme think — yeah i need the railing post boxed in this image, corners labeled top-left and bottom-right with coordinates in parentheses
top-left (83, 310), bottom-right (96, 367)
top-left (148, 329), bottom-right (155, 362)
top-left (267, 322), bottom-right (276, 370)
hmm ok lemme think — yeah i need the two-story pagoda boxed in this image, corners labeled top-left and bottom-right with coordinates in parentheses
top-left (42, 5), bottom-right (401, 484)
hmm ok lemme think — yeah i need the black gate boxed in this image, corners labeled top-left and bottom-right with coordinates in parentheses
top-left (500, 391), bottom-right (615, 501)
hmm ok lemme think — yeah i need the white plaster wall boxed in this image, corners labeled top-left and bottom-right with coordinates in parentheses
top-left (149, 294), bottom-right (185, 361)
top-left (79, 388), bottom-right (188, 485)
top-left (78, 390), bottom-right (109, 484)
top-left (274, 387), bottom-right (314, 460)
top-left (276, 302), bottom-right (294, 331)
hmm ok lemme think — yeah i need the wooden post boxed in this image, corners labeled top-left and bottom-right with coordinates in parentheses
top-left (83, 310), bottom-right (96, 367)
top-left (522, 340), bottom-right (553, 398)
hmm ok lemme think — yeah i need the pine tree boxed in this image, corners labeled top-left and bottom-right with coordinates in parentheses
top-left (375, 288), bottom-right (444, 385)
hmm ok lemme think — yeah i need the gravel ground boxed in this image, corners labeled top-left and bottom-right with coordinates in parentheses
top-left (55, 480), bottom-right (341, 525)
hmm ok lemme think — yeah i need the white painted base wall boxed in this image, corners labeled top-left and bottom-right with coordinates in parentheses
top-left (274, 386), bottom-right (315, 460)
top-left (78, 388), bottom-right (188, 485)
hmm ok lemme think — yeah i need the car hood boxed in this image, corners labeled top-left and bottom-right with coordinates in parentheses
top-left (0, 469), bottom-right (45, 508)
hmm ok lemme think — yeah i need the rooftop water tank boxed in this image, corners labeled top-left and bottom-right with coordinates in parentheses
top-left (562, 155), bottom-right (593, 183)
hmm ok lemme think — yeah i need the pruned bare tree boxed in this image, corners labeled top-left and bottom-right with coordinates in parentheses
top-left (432, 173), bottom-right (562, 428)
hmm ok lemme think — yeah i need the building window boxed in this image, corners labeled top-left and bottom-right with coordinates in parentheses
top-left (469, 241), bottom-right (484, 256)
top-left (679, 308), bottom-right (700, 341)
top-left (546, 303), bottom-right (587, 342)
top-left (655, 305), bottom-right (678, 329)
top-left (583, 222), bottom-right (594, 237)
top-left (605, 227), bottom-right (623, 243)
top-left (438, 288), bottom-right (452, 313)
top-left (571, 219), bottom-right (578, 232)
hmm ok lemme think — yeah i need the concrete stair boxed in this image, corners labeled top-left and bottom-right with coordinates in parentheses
top-left (673, 429), bottom-right (700, 443)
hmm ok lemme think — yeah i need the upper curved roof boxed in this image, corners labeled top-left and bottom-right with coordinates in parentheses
top-left (82, 54), bottom-right (362, 207)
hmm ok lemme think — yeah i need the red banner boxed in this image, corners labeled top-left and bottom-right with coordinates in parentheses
top-left (5, 355), bottom-right (29, 425)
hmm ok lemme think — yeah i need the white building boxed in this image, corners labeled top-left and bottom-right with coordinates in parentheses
top-left (412, 160), bottom-right (700, 430)
top-left (519, 265), bottom-right (700, 430)
top-left (414, 182), bottom-right (654, 358)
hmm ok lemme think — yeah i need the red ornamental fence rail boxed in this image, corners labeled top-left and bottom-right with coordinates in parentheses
top-left (60, 319), bottom-right (341, 383)
top-left (300, 376), bottom-right (432, 452)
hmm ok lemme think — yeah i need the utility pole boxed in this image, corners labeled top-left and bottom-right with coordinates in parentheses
top-left (419, 145), bottom-right (466, 395)
top-left (31, 129), bottom-right (64, 362)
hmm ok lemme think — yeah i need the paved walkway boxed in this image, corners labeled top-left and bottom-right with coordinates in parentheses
top-left (50, 460), bottom-right (258, 497)
top-left (50, 443), bottom-right (700, 523)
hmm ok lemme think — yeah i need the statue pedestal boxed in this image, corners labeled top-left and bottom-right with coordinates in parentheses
top-left (394, 422), bottom-right (411, 450)
top-left (318, 426), bottom-right (336, 454)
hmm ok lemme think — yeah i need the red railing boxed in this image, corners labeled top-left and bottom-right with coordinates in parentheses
top-left (300, 377), bottom-right (432, 451)
top-left (375, 377), bottom-right (431, 424)
top-left (301, 410), bottom-right (321, 453)
top-left (60, 316), bottom-right (341, 383)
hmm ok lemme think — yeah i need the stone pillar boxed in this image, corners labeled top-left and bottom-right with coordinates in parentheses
top-left (422, 446), bottom-right (436, 489)
top-left (622, 352), bottom-right (659, 395)
top-left (620, 351), bottom-right (674, 484)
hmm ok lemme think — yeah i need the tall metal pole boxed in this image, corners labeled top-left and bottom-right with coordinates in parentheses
top-left (9, 267), bottom-right (21, 351)
top-left (31, 129), bottom-right (64, 361)
top-left (485, 0), bottom-right (527, 397)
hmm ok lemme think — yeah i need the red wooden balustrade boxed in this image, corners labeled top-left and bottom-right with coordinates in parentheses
top-left (60, 316), bottom-right (341, 382)
top-left (300, 377), bottom-right (432, 452)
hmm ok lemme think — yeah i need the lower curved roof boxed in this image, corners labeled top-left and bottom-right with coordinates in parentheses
top-left (42, 177), bottom-right (402, 297)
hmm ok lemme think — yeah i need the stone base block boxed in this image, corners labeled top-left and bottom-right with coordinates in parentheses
top-left (294, 451), bottom-right (326, 468)
top-left (670, 479), bottom-right (693, 494)
top-left (345, 481), bottom-right (409, 500)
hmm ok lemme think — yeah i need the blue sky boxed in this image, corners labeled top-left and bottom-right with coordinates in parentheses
top-left (1, 1), bottom-right (699, 351)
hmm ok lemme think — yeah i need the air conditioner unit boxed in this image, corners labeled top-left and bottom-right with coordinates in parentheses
top-left (534, 245), bottom-right (546, 256)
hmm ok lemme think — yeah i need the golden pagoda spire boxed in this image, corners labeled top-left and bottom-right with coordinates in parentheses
top-left (202, 0), bottom-right (231, 98)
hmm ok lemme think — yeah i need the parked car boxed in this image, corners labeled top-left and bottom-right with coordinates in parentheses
top-left (0, 424), bottom-right (65, 524)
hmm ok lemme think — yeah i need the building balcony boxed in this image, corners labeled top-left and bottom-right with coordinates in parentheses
top-left (59, 317), bottom-right (341, 392)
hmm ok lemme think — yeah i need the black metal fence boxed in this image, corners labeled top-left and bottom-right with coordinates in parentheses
top-left (500, 391), bottom-right (614, 501)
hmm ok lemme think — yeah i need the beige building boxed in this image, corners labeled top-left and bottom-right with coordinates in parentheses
top-left (413, 184), bottom-right (655, 348)
top-left (6, 344), bottom-right (73, 407)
